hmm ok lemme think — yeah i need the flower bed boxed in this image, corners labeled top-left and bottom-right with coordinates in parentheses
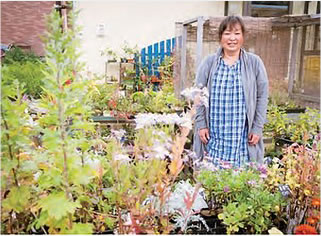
top-left (1, 9), bottom-right (320, 235)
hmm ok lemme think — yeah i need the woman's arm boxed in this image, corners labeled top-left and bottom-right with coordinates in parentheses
top-left (194, 56), bottom-right (212, 130)
top-left (251, 56), bottom-right (269, 137)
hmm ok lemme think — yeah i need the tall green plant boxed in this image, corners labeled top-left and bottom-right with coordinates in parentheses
top-left (31, 10), bottom-right (100, 234)
top-left (1, 80), bottom-right (38, 234)
top-left (1, 9), bottom-right (118, 235)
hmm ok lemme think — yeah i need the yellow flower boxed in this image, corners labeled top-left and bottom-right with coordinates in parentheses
top-left (304, 189), bottom-right (311, 196)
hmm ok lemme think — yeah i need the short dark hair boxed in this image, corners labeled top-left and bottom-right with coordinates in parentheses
top-left (218, 16), bottom-right (245, 41)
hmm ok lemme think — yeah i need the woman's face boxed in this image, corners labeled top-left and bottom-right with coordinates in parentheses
top-left (220, 23), bottom-right (244, 54)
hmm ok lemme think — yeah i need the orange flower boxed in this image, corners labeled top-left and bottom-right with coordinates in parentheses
top-left (294, 224), bottom-right (318, 235)
top-left (311, 198), bottom-right (320, 207)
top-left (307, 217), bottom-right (317, 225)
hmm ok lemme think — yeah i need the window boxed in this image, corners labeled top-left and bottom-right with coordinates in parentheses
top-left (245, 1), bottom-right (291, 17)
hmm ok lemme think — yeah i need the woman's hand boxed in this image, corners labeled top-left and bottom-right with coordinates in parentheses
top-left (248, 133), bottom-right (260, 146)
top-left (199, 128), bottom-right (210, 144)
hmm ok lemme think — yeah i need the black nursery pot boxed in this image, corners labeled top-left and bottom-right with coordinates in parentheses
top-left (199, 208), bottom-right (227, 234)
top-left (274, 136), bottom-right (295, 152)
top-left (275, 137), bottom-right (294, 147)
top-left (284, 107), bottom-right (306, 113)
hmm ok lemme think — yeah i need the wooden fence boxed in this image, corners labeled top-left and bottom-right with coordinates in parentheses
top-left (135, 36), bottom-right (182, 77)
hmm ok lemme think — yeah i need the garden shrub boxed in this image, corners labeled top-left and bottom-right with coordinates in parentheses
top-left (2, 61), bottom-right (46, 99)
top-left (2, 46), bottom-right (42, 65)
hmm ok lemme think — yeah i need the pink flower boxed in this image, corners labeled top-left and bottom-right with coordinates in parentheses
top-left (220, 161), bottom-right (232, 169)
top-left (260, 173), bottom-right (268, 179)
top-left (257, 164), bottom-right (267, 175)
top-left (223, 186), bottom-right (230, 193)
top-left (247, 180), bottom-right (257, 186)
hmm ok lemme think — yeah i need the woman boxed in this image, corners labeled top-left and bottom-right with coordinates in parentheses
top-left (193, 16), bottom-right (269, 168)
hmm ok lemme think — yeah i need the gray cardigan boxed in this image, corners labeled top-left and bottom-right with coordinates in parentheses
top-left (193, 47), bottom-right (269, 164)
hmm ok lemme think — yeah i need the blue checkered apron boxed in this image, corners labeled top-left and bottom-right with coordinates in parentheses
top-left (207, 57), bottom-right (249, 168)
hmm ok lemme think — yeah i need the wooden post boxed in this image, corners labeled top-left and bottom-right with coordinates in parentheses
top-left (180, 25), bottom-right (187, 93)
top-left (298, 26), bottom-right (307, 91)
top-left (288, 27), bottom-right (299, 95)
top-left (105, 61), bottom-right (108, 83)
top-left (62, 1), bottom-right (68, 32)
top-left (242, 1), bottom-right (252, 16)
top-left (196, 17), bottom-right (204, 76)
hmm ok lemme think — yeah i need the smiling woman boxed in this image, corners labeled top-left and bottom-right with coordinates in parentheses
top-left (193, 16), bottom-right (269, 168)
top-left (218, 16), bottom-right (245, 65)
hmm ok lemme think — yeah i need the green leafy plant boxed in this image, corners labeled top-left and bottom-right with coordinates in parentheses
top-left (1, 80), bottom-right (38, 234)
top-left (2, 46), bottom-right (41, 65)
top-left (198, 166), bottom-right (262, 205)
top-left (88, 83), bottom-right (118, 115)
top-left (158, 55), bottom-right (174, 82)
top-left (121, 42), bottom-right (139, 60)
top-left (29, 10), bottom-right (100, 234)
top-left (264, 104), bottom-right (289, 138)
top-left (288, 108), bottom-right (320, 144)
top-left (100, 46), bottom-right (118, 61)
top-left (1, 61), bottom-right (46, 99)
top-left (1, 9), bottom-right (117, 234)
top-left (264, 105), bottom-right (320, 148)
top-left (198, 165), bottom-right (286, 234)
top-left (218, 202), bottom-right (249, 234)
top-left (128, 87), bottom-right (184, 114)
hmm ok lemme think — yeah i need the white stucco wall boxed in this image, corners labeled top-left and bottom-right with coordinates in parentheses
top-left (75, 1), bottom-right (225, 76)
top-left (227, 1), bottom-right (243, 15)
top-left (292, 1), bottom-right (305, 14)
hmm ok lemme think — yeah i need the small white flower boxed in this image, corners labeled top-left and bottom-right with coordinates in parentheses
top-left (177, 116), bottom-right (193, 130)
top-left (110, 129), bottom-right (126, 141)
top-left (26, 116), bottom-right (38, 127)
top-left (113, 153), bottom-right (131, 163)
top-left (135, 113), bottom-right (191, 129)
top-left (33, 171), bottom-right (41, 181)
top-left (153, 145), bottom-right (170, 160)
top-left (181, 87), bottom-right (202, 101)
top-left (85, 157), bottom-right (101, 169)
top-left (194, 156), bottom-right (219, 172)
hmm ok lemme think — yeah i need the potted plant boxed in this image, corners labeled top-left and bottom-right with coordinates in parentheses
top-left (100, 46), bottom-right (118, 62)
top-left (121, 42), bottom-right (139, 63)
top-left (265, 139), bottom-right (320, 234)
top-left (150, 75), bottom-right (161, 83)
top-left (197, 164), bottom-right (286, 234)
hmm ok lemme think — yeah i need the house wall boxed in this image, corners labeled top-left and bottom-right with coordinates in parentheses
top-left (227, 1), bottom-right (243, 15)
top-left (1, 1), bottom-right (55, 56)
top-left (75, 1), bottom-right (225, 76)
